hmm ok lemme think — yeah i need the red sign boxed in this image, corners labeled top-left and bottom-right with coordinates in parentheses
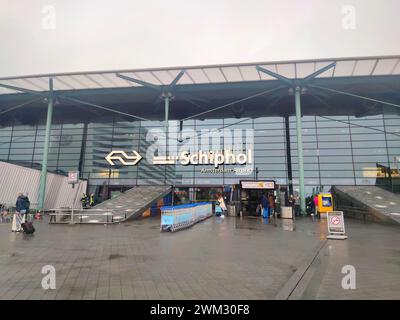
top-left (68, 171), bottom-right (79, 184)
top-left (331, 216), bottom-right (340, 225)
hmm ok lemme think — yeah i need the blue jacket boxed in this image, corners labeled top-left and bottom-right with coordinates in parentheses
top-left (261, 195), bottom-right (269, 208)
top-left (16, 196), bottom-right (30, 212)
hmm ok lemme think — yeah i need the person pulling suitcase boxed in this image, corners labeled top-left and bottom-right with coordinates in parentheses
top-left (12, 192), bottom-right (25, 232)
top-left (12, 192), bottom-right (35, 234)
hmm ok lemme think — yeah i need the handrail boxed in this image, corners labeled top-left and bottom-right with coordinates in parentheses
top-left (48, 208), bottom-right (128, 224)
top-left (335, 204), bottom-right (369, 222)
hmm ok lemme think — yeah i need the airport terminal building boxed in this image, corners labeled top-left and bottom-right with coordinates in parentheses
top-left (0, 56), bottom-right (399, 210)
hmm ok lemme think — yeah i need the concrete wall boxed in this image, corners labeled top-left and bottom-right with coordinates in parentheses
top-left (0, 161), bottom-right (87, 210)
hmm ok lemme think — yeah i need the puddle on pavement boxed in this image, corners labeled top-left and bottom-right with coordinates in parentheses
top-left (281, 219), bottom-right (296, 231)
top-left (234, 217), bottom-right (297, 231)
top-left (108, 254), bottom-right (125, 260)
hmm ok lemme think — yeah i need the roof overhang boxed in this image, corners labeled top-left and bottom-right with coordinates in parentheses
top-left (0, 55), bottom-right (399, 124)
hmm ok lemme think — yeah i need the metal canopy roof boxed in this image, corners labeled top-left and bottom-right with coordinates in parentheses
top-left (0, 55), bottom-right (399, 95)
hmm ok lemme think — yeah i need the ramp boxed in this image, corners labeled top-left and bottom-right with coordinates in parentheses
top-left (0, 161), bottom-right (87, 210)
top-left (59, 185), bottom-right (171, 224)
top-left (332, 186), bottom-right (400, 224)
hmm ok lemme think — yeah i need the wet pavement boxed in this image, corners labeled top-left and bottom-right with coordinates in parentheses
top-left (296, 219), bottom-right (400, 300)
top-left (0, 214), bottom-right (399, 300)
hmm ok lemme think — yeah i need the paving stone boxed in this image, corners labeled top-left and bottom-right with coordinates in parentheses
top-left (1, 213), bottom-right (399, 300)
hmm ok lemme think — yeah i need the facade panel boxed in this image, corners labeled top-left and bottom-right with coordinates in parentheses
top-left (0, 110), bottom-right (399, 195)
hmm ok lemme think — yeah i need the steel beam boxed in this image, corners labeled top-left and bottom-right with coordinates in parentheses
top-left (295, 86), bottom-right (306, 214)
top-left (309, 84), bottom-right (400, 110)
top-left (38, 78), bottom-right (54, 210)
top-left (58, 94), bottom-right (150, 121)
top-left (169, 70), bottom-right (185, 88)
top-left (115, 73), bottom-right (161, 92)
top-left (0, 82), bottom-right (47, 97)
top-left (165, 95), bottom-right (170, 156)
top-left (303, 62), bottom-right (336, 82)
top-left (256, 64), bottom-right (336, 215)
top-left (256, 66), bottom-right (293, 86)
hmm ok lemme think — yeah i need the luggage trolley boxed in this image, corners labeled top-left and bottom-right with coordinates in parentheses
top-left (160, 203), bottom-right (213, 232)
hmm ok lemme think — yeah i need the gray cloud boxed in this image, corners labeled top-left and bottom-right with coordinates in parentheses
top-left (0, 0), bottom-right (399, 77)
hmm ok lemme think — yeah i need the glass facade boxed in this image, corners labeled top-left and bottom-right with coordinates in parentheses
top-left (1, 112), bottom-right (399, 195)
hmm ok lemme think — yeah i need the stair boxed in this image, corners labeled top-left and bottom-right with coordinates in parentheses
top-left (77, 185), bottom-right (171, 224)
top-left (332, 185), bottom-right (400, 224)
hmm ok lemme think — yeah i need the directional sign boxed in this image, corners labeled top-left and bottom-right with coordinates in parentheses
top-left (105, 150), bottom-right (142, 166)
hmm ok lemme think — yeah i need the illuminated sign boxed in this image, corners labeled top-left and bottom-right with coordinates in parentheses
top-left (241, 180), bottom-right (275, 189)
top-left (153, 149), bottom-right (252, 168)
top-left (105, 149), bottom-right (252, 169)
top-left (105, 150), bottom-right (142, 166)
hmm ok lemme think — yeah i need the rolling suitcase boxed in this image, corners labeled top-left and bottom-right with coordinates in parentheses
top-left (21, 221), bottom-right (35, 234)
top-left (215, 204), bottom-right (222, 216)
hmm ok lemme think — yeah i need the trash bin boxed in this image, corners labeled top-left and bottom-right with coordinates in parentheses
top-left (227, 204), bottom-right (236, 216)
top-left (281, 206), bottom-right (293, 219)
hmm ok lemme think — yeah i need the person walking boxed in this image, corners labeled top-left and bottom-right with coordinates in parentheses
top-left (288, 194), bottom-right (295, 217)
top-left (294, 194), bottom-right (300, 216)
top-left (89, 194), bottom-right (95, 207)
top-left (21, 193), bottom-right (30, 222)
top-left (308, 196), bottom-right (315, 216)
top-left (81, 193), bottom-right (88, 208)
top-left (268, 193), bottom-right (275, 218)
top-left (216, 192), bottom-right (227, 217)
top-left (261, 193), bottom-right (269, 219)
top-left (12, 192), bottom-right (25, 232)
top-left (313, 194), bottom-right (319, 217)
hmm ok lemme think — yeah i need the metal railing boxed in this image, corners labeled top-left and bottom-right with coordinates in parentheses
top-left (375, 162), bottom-right (400, 193)
top-left (334, 204), bottom-right (370, 223)
top-left (47, 208), bottom-right (130, 224)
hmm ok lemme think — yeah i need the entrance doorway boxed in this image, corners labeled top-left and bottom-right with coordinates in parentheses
top-left (239, 180), bottom-right (276, 216)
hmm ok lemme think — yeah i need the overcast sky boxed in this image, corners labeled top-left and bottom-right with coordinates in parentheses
top-left (0, 0), bottom-right (399, 77)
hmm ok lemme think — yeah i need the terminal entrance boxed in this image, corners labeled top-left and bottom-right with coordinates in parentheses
top-left (172, 186), bottom-right (224, 205)
top-left (168, 183), bottom-right (281, 217)
top-left (240, 188), bottom-right (271, 216)
top-left (238, 180), bottom-right (276, 216)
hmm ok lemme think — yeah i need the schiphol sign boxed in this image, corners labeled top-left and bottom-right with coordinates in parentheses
top-left (154, 149), bottom-right (253, 168)
top-left (105, 148), bottom-right (252, 168)
top-left (105, 121), bottom-right (255, 175)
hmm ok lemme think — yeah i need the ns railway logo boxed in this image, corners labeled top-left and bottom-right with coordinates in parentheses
top-left (105, 150), bottom-right (142, 166)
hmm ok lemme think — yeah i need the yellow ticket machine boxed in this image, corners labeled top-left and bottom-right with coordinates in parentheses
top-left (317, 193), bottom-right (334, 218)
